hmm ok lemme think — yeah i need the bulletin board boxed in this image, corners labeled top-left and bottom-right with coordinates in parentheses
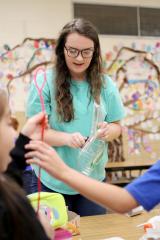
top-left (0, 38), bottom-right (56, 113)
top-left (103, 40), bottom-right (160, 164)
top-left (1, 37), bottom-right (160, 164)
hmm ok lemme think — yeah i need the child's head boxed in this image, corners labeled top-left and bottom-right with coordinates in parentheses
top-left (0, 89), bottom-right (16, 171)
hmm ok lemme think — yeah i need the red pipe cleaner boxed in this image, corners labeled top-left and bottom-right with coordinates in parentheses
top-left (33, 67), bottom-right (47, 214)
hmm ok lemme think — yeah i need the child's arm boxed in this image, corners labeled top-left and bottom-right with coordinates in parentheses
top-left (5, 112), bottom-right (48, 186)
top-left (25, 140), bottom-right (138, 213)
top-left (57, 167), bottom-right (138, 213)
top-left (5, 134), bottom-right (30, 186)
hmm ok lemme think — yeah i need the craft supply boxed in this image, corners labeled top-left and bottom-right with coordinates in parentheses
top-left (33, 67), bottom-right (47, 213)
top-left (54, 228), bottom-right (72, 240)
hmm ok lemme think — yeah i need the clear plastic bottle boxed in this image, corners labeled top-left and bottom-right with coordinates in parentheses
top-left (78, 102), bottom-right (106, 175)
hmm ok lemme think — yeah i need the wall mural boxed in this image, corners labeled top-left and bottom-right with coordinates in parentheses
top-left (105, 44), bottom-right (160, 188)
top-left (0, 38), bottom-right (55, 112)
top-left (0, 38), bottom-right (160, 168)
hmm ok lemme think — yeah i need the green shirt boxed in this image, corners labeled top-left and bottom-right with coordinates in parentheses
top-left (26, 68), bottom-right (125, 194)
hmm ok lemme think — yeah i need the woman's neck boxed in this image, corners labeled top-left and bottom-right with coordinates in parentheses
top-left (70, 72), bottom-right (86, 81)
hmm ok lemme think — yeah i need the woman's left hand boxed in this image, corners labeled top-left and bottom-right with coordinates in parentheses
top-left (97, 121), bottom-right (122, 142)
top-left (96, 122), bottom-right (110, 141)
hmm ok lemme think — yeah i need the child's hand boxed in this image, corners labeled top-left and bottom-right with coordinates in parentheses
top-left (21, 112), bottom-right (49, 139)
top-left (25, 140), bottom-right (69, 180)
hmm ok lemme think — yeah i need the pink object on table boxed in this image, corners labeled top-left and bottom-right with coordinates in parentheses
top-left (54, 228), bottom-right (72, 239)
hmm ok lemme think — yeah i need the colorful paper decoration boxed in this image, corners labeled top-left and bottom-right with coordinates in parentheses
top-left (106, 44), bottom-right (160, 162)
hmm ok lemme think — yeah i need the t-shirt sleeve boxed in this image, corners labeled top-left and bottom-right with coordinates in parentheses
top-left (6, 134), bottom-right (30, 187)
top-left (103, 75), bottom-right (126, 122)
top-left (26, 71), bottom-right (51, 117)
top-left (125, 160), bottom-right (160, 211)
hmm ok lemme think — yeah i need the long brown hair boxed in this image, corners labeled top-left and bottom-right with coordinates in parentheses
top-left (0, 89), bottom-right (7, 121)
top-left (55, 18), bottom-right (103, 122)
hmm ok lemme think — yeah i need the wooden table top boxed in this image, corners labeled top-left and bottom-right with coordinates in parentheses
top-left (73, 209), bottom-right (160, 240)
top-left (105, 159), bottom-right (156, 172)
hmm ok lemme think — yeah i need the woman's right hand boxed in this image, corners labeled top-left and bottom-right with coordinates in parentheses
top-left (66, 132), bottom-right (86, 148)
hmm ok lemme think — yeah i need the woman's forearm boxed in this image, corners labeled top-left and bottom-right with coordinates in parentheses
top-left (44, 129), bottom-right (69, 146)
top-left (44, 129), bottom-right (86, 148)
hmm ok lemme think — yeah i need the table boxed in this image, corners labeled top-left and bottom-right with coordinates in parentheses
top-left (105, 159), bottom-right (156, 186)
top-left (73, 209), bottom-right (160, 240)
top-left (105, 159), bottom-right (155, 172)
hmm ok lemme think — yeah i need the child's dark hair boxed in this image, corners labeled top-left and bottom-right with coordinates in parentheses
top-left (0, 174), bottom-right (48, 240)
top-left (0, 89), bottom-right (7, 121)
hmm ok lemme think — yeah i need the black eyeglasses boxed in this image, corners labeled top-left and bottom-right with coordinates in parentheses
top-left (64, 45), bottom-right (94, 58)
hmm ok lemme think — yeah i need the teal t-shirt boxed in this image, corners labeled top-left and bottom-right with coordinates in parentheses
top-left (26, 68), bottom-right (125, 194)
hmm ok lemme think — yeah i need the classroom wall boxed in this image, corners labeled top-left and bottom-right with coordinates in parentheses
top-left (0, 0), bottom-right (160, 47)
top-left (0, 0), bottom-right (72, 47)
top-left (1, 0), bottom-right (160, 65)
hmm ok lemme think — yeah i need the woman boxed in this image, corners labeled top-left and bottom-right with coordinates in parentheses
top-left (26, 18), bottom-right (125, 216)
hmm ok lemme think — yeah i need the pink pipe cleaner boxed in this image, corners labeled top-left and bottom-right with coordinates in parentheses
top-left (33, 67), bottom-right (47, 214)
